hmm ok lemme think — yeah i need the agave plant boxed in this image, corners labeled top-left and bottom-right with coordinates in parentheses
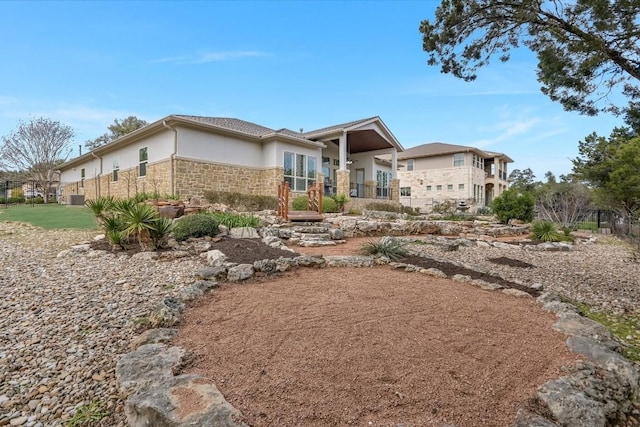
top-left (531, 221), bottom-right (562, 242)
top-left (361, 237), bottom-right (408, 261)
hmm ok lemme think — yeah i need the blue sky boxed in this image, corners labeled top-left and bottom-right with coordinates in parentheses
top-left (0, 0), bottom-right (624, 180)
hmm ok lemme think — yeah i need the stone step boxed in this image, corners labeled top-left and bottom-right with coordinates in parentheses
top-left (300, 233), bottom-right (332, 242)
top-left (294, 226), bottom-right (330, 234)
top-left (298, 240), bottom-right (337, 247)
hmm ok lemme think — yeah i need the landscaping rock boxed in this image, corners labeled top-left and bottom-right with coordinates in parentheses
top-left (157, 205), bottom-right (184, 219)
top-left (324, 255), bottom-right (374, 268)
top-left (228, 227), bottom-right (259, 239)
top-left (227, 264), bottom-right (254, 282)
top-left (196, 266), bottom-right (227, 281)
top-left (116, 344), bottom-right (246, 427)
top-left (206, 250), bottom-right (227, 267)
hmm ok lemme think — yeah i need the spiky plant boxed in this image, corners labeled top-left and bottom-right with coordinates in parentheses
top-left (111, 198), bottom-right (138, 214)
top-left (85, 196), bottom-right (116, 223)
top-left (531, 221), bottom-right (562, 242)
top-left (150, 217), bottom-right (175, 248)
top-left (119, 203), bottom-right (160, 251)
top-left (361, 237), bottom-right (408, 261)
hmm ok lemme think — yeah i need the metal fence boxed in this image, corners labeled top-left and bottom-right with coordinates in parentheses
top-left (543, 208), bottom-right (639, 237)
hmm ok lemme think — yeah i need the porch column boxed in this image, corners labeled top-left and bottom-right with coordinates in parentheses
top-left (339, 131), bottom-right (348, 171)
top-left (336, 131), bottom-right (350, 196)
top-left (391, 149), bottom-right (398, 179)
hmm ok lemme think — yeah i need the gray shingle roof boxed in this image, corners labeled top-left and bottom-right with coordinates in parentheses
top-left (399, 142), bottom-right (483, 160)
top-left (176, 115), bottom-right (276, 137)
top-left (302, 116), bottom-right (379, 138)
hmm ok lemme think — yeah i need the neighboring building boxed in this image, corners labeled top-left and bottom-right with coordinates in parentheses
top-left (396, 142), bottom-right (512, 212)
top-left (57, 115), bottom-right (404, 204)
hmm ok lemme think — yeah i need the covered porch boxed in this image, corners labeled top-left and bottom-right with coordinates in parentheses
top-left (304, 116), bottom-right (403, 202)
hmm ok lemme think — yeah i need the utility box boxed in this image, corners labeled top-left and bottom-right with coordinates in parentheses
top-left (67, 195), bottom-right (85, 206)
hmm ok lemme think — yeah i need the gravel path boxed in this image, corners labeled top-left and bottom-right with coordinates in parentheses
top-left (0, 222), bottom-right (206, 426)
top-left (1, 222), bottom-right (638, 426)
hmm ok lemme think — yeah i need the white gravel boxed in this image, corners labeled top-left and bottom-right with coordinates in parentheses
top-left (1, 222), bottom-right (638, 426)
top-left (407, 234), bottom-right (640, 314)
top-left (0, 222), bottom-right (206, 426)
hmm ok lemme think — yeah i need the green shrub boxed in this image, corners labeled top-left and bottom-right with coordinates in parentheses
top-left (291, 196), bottom-right (338, 213)
top-left (361, 237), bottom-right (408, 261)
top-left (173, 214), bottom-right (219, 241)
top-left (531, 221), bottom-right (562, 242)
top-left (476, 206), bottom-right (493, 215)
top-left (210, 212), bottom-right (261, 228)
top-left (203, 190), bottom-right (277, 211)
top-left (364, 202), bottom-right (416, 215)
top-left (491, 189), bottom-right (535, 224)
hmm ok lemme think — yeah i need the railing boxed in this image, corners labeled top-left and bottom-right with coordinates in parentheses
top-left (306, 182), bottom-right (323, 214)
top-left (277, 181), bottom-right (290, 220)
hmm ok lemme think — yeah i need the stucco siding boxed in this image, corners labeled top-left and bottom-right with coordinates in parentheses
top-left (177, 127), bottom-right (264, 167)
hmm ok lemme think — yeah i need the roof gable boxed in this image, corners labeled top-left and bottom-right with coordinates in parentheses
top-left (176, 116), bottom-right (275, 137)
top-left (399, 142), bottom-right (510, 161)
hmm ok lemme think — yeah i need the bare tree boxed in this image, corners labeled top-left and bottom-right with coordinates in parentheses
top-left (536, 182), bottom-right (591, 228)
top-left (0, 118), bottom-right (74, 203)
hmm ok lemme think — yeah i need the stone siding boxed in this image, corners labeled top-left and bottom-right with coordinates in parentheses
top-left (174, 158), bottom-right (283, 200)
top-left (61, 160), bottom-right (172, 202)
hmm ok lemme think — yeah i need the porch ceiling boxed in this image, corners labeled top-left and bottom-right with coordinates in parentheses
top-left (347, 129), bottom-right (393, 153)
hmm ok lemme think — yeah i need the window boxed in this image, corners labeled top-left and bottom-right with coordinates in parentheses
top-left (426, 185), bottom-right (432, 191)
top-left (376, 170), bottom-right (392, 198)
top-left (406, 159), bottom-right (414, 171)
top-left (284, 151), bottom-right (317, 191)
top-left (112, 158), bottom-right (119, 182)
top-left (436, 184), bottom-right (442, 191)
top-left (447, 184), bottom-right (453, 191)
top-left (333, 158), bottom-right (339, 166)
top-left (459, 183), bottom-right (464, 190)
top-left (400, 187), bottom-right (411, 196)
top-left (139, 147), bottom-right (148, 177)
top-left (453, 153), bottom-right (464, 167)
top-left (322, 156), bottom-right (330, 165)
top-left (80, 168), bottom-right (85, 188)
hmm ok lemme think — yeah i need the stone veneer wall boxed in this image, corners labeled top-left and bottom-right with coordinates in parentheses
top-left (174, 158), bottom-right (283, 200)
top-left (61, 160), bottom-right (172, 202)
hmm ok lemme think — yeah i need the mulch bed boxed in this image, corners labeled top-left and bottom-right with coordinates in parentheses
top-left (402, 255), bottom-right (540, 297)
top-left (89, 237), bottom-right (301, 262)
top-left (488, 257), bottom-right (536, 268)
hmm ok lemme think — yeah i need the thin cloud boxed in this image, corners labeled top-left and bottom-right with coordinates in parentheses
top-left (472, 117), bottom-right (541, 148)
top-left (149, 50), bottom-right (271, 64)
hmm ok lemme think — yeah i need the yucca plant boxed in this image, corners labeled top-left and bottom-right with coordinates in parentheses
top-left (150, 217), bottom-right (175, 248)
top-left (361, 237), bottom-right (408, 261)
top-left (531, 221), bottom-right (562, 242)
top-left (85, 196), bottom-right (116, 223)
top-left (112, 198), bottom-right (138, 214)
top-left (119, 203), bottom-right (161, 251)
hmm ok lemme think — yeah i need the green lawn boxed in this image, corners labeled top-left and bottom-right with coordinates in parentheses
top-left (0, 203), bottom-right (98, 230)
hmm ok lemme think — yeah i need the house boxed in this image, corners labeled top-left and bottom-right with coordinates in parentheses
top-left (58, 115), bottom-right (404, 206)
top-left (396, 142), bottom-right (512, 212)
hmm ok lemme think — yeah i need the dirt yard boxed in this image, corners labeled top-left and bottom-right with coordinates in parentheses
top-left (173, 237), bottom-right (579, 426)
